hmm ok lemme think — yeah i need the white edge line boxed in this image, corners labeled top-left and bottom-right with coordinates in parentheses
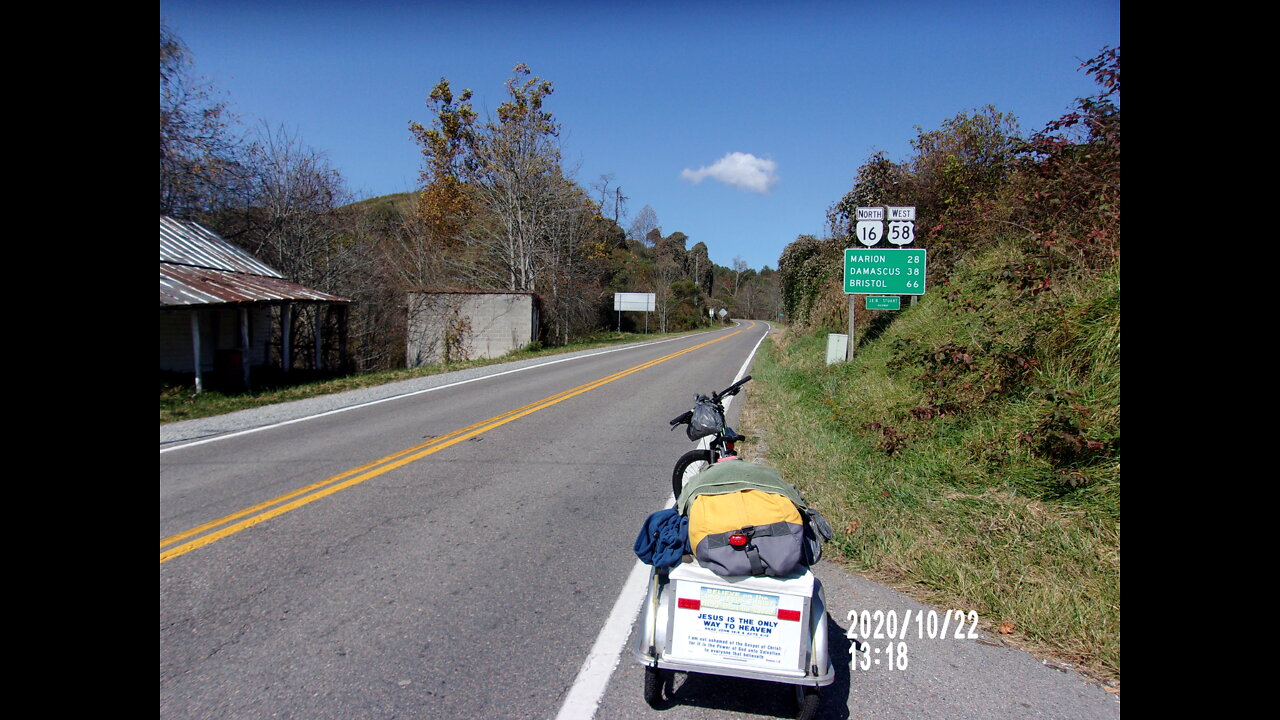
top-left (161, 331), bottom-right (721, 454)
top-left (553, 320), bottom-right (771, 720)
top-left (553, 555), bottom-right (657, 720)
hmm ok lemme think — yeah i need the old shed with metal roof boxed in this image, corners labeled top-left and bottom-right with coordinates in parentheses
top-left (160, 216), bottom-right (351, 392)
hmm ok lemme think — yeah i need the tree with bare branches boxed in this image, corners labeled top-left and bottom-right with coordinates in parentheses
top-left (161, 24), bottom-right (249, 219)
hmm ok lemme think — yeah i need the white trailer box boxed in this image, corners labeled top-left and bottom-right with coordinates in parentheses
top-left (635, 559), bottom-right (833, 686)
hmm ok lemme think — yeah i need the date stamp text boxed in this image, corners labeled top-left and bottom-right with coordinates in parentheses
top-left (845, 609), bottom-right (982, 671)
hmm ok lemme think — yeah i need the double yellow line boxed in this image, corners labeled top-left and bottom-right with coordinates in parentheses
top-left (160, 328), bottom-right (744, 563)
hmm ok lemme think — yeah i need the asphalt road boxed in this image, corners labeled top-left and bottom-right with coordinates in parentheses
top-left (161, 323), bottom-right (770, 718)
top-left (159, 321), bottom-right (1119, 719)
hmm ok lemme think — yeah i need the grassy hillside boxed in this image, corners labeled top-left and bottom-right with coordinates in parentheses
top-left (345, 191), bottom-right (418, 213)
top-left (740, 238), bottom-right (1119, 681)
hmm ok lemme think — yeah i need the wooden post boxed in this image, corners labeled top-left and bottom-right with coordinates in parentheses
top-left (313, 302), bottom-right (322, 368)
top-left (282, 303), bottom-right (292, 373)
top-left (190, 311), bottom-right (203, 394)
top-left (314, 305), bottom-right (324, 370)
top-left (239, 307), bottom-right (250, 390)
top-left (337, 305), bottom-right (349, 371)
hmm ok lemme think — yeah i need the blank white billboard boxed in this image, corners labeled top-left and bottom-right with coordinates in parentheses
top-left (614, 292), bottom-right (656, 312)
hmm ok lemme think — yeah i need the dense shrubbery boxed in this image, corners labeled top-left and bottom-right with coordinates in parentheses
top-left (777, 44), bottom-right (1121, 502)
top-left (781, 47), bottom-right (1120, 328)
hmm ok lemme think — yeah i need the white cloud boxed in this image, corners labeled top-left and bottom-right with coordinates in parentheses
top-left (680, 152), bottom-right (778, 194)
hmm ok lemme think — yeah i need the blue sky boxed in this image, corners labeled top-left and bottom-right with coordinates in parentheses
top-left (160, 0), bottom-right (1120, 273)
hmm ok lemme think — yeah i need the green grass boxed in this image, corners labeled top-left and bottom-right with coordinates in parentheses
top-left (738, 242), bottom-right (1119, 682)
top-left (161, 328), bottom-right (708, 424)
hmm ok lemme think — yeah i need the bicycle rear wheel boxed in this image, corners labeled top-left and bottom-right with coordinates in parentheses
top-left (671, 449), bottom-right (713, 499)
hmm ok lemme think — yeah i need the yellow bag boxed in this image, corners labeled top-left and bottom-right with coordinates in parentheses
top-left (687, 489), bottom-right (804, 577)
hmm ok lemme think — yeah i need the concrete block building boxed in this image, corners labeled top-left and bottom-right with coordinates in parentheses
top-left (406, 291), bottom-right (540, 367)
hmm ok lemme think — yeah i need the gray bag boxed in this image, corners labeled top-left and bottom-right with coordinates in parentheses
top-left (686, 400), bottom-right (724, 441)
top-left (802, 507), bottom-right (834, 565)
top-left (698, 521), bottom-right (806, 577)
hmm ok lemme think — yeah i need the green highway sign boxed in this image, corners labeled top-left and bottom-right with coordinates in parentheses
top-left (844, 248), bottom-right (927, 295)
top-left (865, 295), bottom-right (901, 310)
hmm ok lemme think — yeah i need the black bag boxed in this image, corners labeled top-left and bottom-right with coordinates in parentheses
top-left (686, 400), bottom-right (724, 441)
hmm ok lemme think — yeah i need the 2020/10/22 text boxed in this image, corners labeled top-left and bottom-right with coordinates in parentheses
top-left (845, 609), bottom-right (982, 671)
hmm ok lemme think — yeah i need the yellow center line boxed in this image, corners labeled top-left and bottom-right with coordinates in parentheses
top-left (160, 327), bottom-right (744, 564)
top-left (160, 372), bottom-right (630, 550)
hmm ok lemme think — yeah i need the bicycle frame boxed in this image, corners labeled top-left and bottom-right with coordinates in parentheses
top-left (668, 376), bottom-right (751, 498)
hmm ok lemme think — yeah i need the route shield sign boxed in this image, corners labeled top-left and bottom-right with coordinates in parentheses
top-left (886, 207), bottom-right (916, 245)
top-left (854, 207), bottom-right (885, 246)
top-left (844, 248), bottom-right (927, 295)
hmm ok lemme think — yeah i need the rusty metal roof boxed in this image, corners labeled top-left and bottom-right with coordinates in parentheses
top-left (160, 216), bottom-right (350, 308)
top-left (160, 216), bottom-right (282, 277)
top-left (161, 264), bottom-right (349, 307)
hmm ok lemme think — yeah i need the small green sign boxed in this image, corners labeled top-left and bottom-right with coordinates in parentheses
top-left (866, 296), bottom-right (901, 310)
top-left (844, 248), bottom-right (927, 295)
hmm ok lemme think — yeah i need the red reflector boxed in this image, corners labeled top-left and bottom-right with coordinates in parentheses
top-left (728, 533), bottom-right (749, 547)
top-left (678, 598), bottom-right (701, 610)
top-left (778, 609), bottom-right (802, 622)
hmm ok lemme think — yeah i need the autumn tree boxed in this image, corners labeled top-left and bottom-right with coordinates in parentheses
top-left (441, 64), bottom-right (565, 292)
top-left (403, 79), bottom-right (479, 288)
top-left (407, 64), bottom-right (616, 343)
top-left (907, 105), bottom-right (1021, 268)
top-left (826, 151), bottom-right (909, 241)
top-left (687, 241), bottom-right (713, 296)
top-left (783, 48), bottom-right (1119, 334)
top-left (778, 234), bottom-right (844, 329)
top-left (592, 173), bottom-right (629, 228)
top-left (233, 123), bottom-right (353, 289)
top-left (1015, 46), bottom-right (1120, 270)
top-left (650, 230), bottom-right (687, 332)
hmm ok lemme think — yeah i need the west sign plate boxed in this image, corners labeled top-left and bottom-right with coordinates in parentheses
top-left (844, 248), bottom-right (927, 295)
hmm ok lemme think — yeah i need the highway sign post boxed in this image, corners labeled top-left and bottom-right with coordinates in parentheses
top-left (842, 207), bottom-right (922, 361)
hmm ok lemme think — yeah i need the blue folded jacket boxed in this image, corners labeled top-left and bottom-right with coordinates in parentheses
top-left (633, 508), bottom-right (690, 570)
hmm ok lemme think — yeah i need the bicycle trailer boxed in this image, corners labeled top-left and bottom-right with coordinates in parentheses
top-left (633, 559), bottom-right (834, 712)
top-left (642, 378), bottom-right (834, 718)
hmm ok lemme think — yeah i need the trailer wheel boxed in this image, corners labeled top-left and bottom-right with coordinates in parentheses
top-left (794, 685), bottom-right (820, 720)
top-left (644, 666), bottom-right (666, 708)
